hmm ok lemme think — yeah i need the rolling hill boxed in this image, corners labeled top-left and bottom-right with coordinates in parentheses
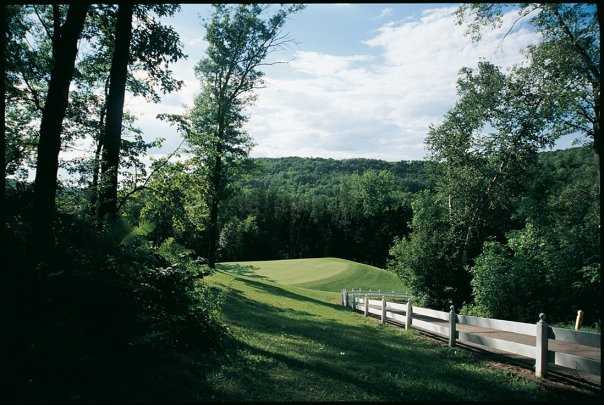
top-left (217, 257), bottom-right (406, 292)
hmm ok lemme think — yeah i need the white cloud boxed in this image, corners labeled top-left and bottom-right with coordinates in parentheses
top-left (126, 6), bottom-right (541, 163)
top-left (378, 8), bottom-right (393, 19)
top-left (291, 51), bottom-right (371, 76)
top-left (244, 6), bottom-right (541, 161)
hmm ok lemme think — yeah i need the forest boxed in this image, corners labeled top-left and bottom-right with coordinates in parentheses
top-left (5, 3), bottom-right (600, 400)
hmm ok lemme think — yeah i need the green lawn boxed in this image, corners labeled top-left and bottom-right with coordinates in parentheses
top-left (218, 257), bottom-right (405, 292)
top-left (198, 259), bottom-right (594, 401)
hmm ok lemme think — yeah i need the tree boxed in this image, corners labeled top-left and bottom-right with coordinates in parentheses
top-left (388, 191), bottom-right (462, 309)
top-left (94, 4), bottom-right (185, 222)
top-left (96, 3), bottom-right (134, 222)
top-left (137, 160), bottom-right (208, 249)
top-left (1, 5), bottom-right (6, 220)
top-left (74, 5), bottom-right (184, 215)
top-left (457, 3), bottom-right (600, 181)
top-left (32, 3), bottom-right (89, 261)
top-left (469, 147), bottom-right (600, 323)
top-left (170, 4), bottom-right (302, 268)
top-left (389, 61), bottom-right (560, 309)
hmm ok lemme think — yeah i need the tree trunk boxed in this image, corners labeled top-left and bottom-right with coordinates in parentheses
top-left (207, 155), bottom-right (222, 268)
top-left (32, 3), bottom-right (88, 261)
top-left (97, 3), bottom-right (133, 222)
top-left (90, 136), bottom-right (103, 214)
top-left (1, 4), bottom-right (6, 224)
top-left (593, 80), bottom-right (600, 190)
top-left (90, 95), bottom-right (108, 215)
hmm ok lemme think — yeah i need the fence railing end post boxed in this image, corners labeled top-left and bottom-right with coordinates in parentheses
top-left (448, 305), bottom-right (457, 347)
top-left (535, 313), bottom-right (548, 378)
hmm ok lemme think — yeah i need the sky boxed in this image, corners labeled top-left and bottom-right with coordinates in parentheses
top-left (125, 3), bottom-right (581, 163)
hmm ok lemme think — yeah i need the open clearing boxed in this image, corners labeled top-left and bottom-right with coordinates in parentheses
top-left (200, 258), bottom-right (594, 401)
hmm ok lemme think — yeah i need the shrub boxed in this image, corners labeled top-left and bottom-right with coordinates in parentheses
top-left (388, 191), bottom-right (472, 310)
top-left (467, 223), bottom-right (599, 324)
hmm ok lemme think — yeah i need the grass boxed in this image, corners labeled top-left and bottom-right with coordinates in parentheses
top-left (551, 321), bottom-right (601, 333)
top-left (196, 259), bottom-right (597, 401)
top-left (27, 258), bottom-right (592, 401)
top-left (218, 257), bottom-right (405, 292)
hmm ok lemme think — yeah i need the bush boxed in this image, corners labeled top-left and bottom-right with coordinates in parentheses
top-left (467, 222), bottom-right (600, 324)
top-left (10, 183), bottom-right (226, 399)
top-left (468, 235), bottom-right (547, 322)
top-left (129, 237), bottom-right (223, 351)
top-left (388, 191), bottom-right (472, 310)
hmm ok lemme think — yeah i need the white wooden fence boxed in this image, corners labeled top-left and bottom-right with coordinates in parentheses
top-left (341, 288), bottom-right (601, 378)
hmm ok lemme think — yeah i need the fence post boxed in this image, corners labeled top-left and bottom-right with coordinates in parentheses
top-left (381, 296), bottom-right (386, 325)
top-left (575, 310), bottom-right (584, 331)
top-left (405, 299), bottom-right (412, 330)
top-left (364, 294), bottom-right (368, 316)
top-left (449, 305), bottom-right (456, 347)
top-left (535, 313), bottom-right (548, 378)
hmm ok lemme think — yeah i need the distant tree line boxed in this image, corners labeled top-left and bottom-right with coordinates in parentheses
top-left (129, 157), bottom-right (429, 267)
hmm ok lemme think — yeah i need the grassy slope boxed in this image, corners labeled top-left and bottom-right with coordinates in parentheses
top-left (218, 257), bottom-right (405, 292)
top-left (201, 268), bottom-right (586, 401)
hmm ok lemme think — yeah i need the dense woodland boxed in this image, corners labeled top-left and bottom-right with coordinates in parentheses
top-left (4, 3), bottom-right (600, 399)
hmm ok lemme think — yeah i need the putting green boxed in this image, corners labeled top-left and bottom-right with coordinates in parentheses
top-left (217, 257), bottom-right (405, 292)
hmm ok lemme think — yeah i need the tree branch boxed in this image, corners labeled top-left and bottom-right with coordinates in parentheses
top-left (32, 5), bottom-right (53, 42)
top-left (551, 6), bottom-right (600, 83)
top-left (117, 138), bottom-right (186, 212)
top-left (19, 71), bottom-right (44, 112)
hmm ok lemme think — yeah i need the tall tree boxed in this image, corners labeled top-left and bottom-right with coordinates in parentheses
top-left (1, 5), bottom-right (6, 220)
top-left (96, 3), bottom-right (134, 222)
top-left (389, 61), bottom-right (561, 309)
top-left (165, 4), bottom-right (302, 268)
top-left (457, 3), bottom-right (600, 181)
top-left (32, 3), bottom-right (88, 258)
top-left (95, 4), bottom-right (185, 222)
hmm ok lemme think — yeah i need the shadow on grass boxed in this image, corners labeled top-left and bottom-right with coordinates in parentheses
top-left (235, 276), bottom-right (343, 310)
top-left (216, 263), bottom-right (269, 280)
top-left (208, 283), bottom-right (596, 401)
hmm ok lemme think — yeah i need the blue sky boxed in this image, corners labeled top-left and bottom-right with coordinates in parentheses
top-left (123, 3), bottom-right (581, 164)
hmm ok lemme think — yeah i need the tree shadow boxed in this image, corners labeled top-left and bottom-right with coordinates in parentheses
top-left (215, 263), bottom-right (268, 280)
top-left (208, 287), bottom-right (593, 401)
top-left (234, 276), bottom-right (343, 310)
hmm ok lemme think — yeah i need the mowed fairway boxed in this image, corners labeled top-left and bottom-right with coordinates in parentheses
top-left (217, 257), bottom-right (405, 292)
top-left (199, 259), bottom-right (587, 401)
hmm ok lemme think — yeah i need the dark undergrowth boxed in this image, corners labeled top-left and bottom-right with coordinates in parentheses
top-left (9, 186), bottom-right (226, 401)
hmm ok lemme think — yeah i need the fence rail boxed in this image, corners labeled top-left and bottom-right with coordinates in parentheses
top-left (341, 288), bottom-right (601, 379)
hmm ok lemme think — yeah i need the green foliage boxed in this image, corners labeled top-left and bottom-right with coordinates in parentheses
top-left (218, 215), bottom-right (259, 260)
top-left (467, 147), bottom-right (600, 323)
top-left (131, 238), bottom-right (223, 351)
top-left (247, 156), bottom-right (430, 195)
top-left (467, 230), bottom-right (548, 321)
top-left (388, 191), bottom-right (469, 309)
top-left (456, 4), bottom-right (599, 165)
top-left (216, 162), bottom-right (417, 266)
top-left (135, 160), bottom-right (207, 249)
top-left (10, 178), bottom-right (225, 398)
